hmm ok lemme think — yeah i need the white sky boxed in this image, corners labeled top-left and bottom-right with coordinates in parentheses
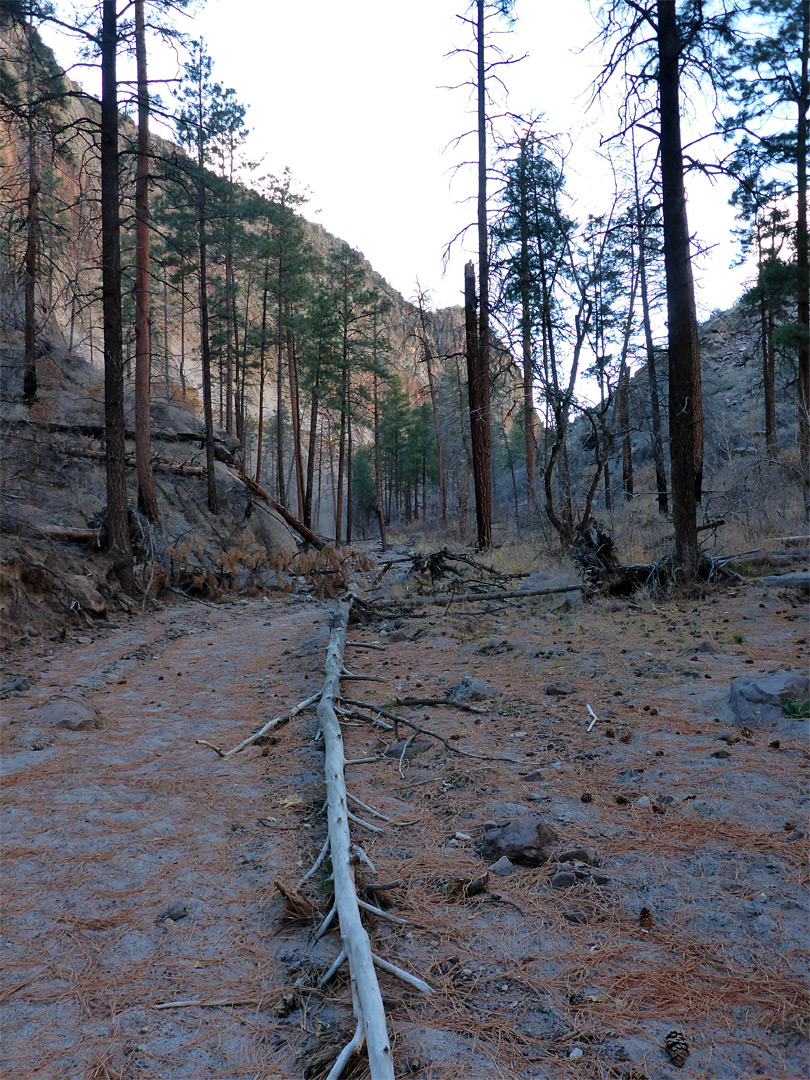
top-left (43, 0), bottom-right (750, 317)
top-left (186, 0), bottom-right (748, 316)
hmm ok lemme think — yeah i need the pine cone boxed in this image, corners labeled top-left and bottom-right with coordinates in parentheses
top-left (639, 906), bottom-right (654, 930)
top-left (621, 1071), bottom-right (649, 1080)
top-left (664, 1029), bottom-right (690, 1067)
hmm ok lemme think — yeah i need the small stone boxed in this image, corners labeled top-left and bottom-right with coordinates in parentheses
top-left (697, 640), bottom-right (718, 653)
top-left (488, 856), bottom-right (516, 877)
top-left (551, 871), bottom-right (577, 888)
top-left (482, 816), bottom-right (559, 866)
top-left (385, 738), bottom-right (431, 760)
top-left (712, 749), bottom-right (731, 759)
top-left (568, 1047), bottom-right (583, 1060)
top-left (769, 739), bottom-right (781, 749)
top-left (590, 871), bottom-right (610, 885)
top-left (558, 847), bottom-right (597, 865)
top-left (634, 796), bottom-right (652, 809)
top-left (600, 707), bottom-right (616, 719)
top-left (163, 900), bottom-right (188, 921)
top-left (454, 832), bottom-right (472, 842)
top-left (545, 680), bottom-right (574, 696)
top-left (580, 793), bottom-right (593, 803)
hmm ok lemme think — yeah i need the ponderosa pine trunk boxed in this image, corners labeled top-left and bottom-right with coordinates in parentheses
top-left (373, 367), bottom-right (387, 551)
top-left (23, 8), bottom-right (38, 405)
top-left (657, 0), bottom-right (703, 580)
top-left (286, 323), bottom-right (305, 518)
top-left (417, 297), bottom-right (447, 524)
top-left (632, 135), bottom-right (668, 514)
top-left (474, 0), bottom-right (493, 548)
top-left (796, 0), bottom-right (809, 519)
top-left (100, 0), bottom-right (134, 591)
top-left (134, 0), bottom-right (158, 523)
top-left (518, 139), bottom-right (537, 510)
top-left (762, 303), bottom-right (778, 455)
top-left (465, 260), bottom-right (491, 548)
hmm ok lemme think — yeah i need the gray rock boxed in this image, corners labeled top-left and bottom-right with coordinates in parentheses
top-left (482, 815), bottom-right (559, 866)
top-left (164, 899), bottom-right (188, 921)
top-left (34, 695), bottom-right (103, 731)
top-left (545, 680), bottom-right (574, 696)
top-left (558, 847), bottom-right (597, 865)
top-left (488, 856), bottom-right (516, 877)
top-left (634, 795), bottom-right (652, 809)
top-left (447, 676), bottom-right (501, 704)
top-left (551, 871), bottom-right (577, 888)
top-left (384, 738), bottom-right (432, 760)
top-left (729, 670), bottom-right (810, 728)
top-left (697, 640), bottom-right (718, 653)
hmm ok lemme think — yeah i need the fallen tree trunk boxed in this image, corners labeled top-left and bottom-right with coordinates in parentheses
top-left (318, 586), bottom-right (395, 1079)
top-left (373, 582), bottom-right (590, 609)
top-left (236, 472), bottom-right (324, 550)
top-left (58, 445), bottom-right (205, 476)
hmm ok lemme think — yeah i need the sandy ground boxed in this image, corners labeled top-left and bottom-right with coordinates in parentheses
top-left (1, 574), bottom-right (808, 1080)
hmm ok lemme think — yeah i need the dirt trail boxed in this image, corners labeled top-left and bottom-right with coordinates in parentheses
top-left (1, 581), bottom-right (808, 1079)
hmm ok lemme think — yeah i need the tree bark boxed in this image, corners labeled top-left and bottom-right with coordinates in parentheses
top-left (133, 0), bottom-right (158, 523)
top-left (100, 0), bottom-right (134, 592)
top-left (763, 302), bottom-right (778, 455)
top-left (658, 0), bottom-right (702, 581)
top-left (373, 371), bottom-right (387, 550)
top-left (633, 134), bottom-right (668, 513)
top-left (473, 0), bottom-right (493, 548)
top-left (465, 261), bottom-right (491, 548)
top-left (796, 0), bottom-right (809, 519)
top-left (518, 138), bottom-right (537, 510)
top-left (416, 298), bottom-right (447, 523)
top-left (23, 7), bottom-right (38, 406)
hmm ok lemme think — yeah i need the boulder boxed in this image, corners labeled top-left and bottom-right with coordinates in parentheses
top-left (34, 695), bottom-right (103, 731)
top-left (481, 815), bottom-right (559, 866)
top-left (729, 670), bottom-right (810, 728)
top-left (62, 574), bottom-right (107, 617)
top-left (447, 676), bottom-right (501, 704)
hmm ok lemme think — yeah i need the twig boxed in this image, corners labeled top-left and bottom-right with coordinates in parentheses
top-left (154, 996), bottom-right (264, 1010)
top-left (357, 898), bottom-right (407, 925)
top-left (325, 1020), bottom-right (365, 1080)
top-left (212, 693), bottom-right (320, 757)
top-left (345, 641), bottom-right (386, 651)
top-left (347, 791), bottom-right (391, 822)
top-left (394, 695), bottom-right (487, 714)
top-left (317, 948), bottom-right (347, 988)
top-left (586, 704), bottom-right (599, 733)
top-left (371, 953), bottom-right (433, 995)
top-left (314, 904), bottom-right (338, 941)
top-left (297, 836), bottom-right (330, 890)
top-left (344, 698), bottom-right (531, 765)
top-left (347, 809), bottom-right (385, 834)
